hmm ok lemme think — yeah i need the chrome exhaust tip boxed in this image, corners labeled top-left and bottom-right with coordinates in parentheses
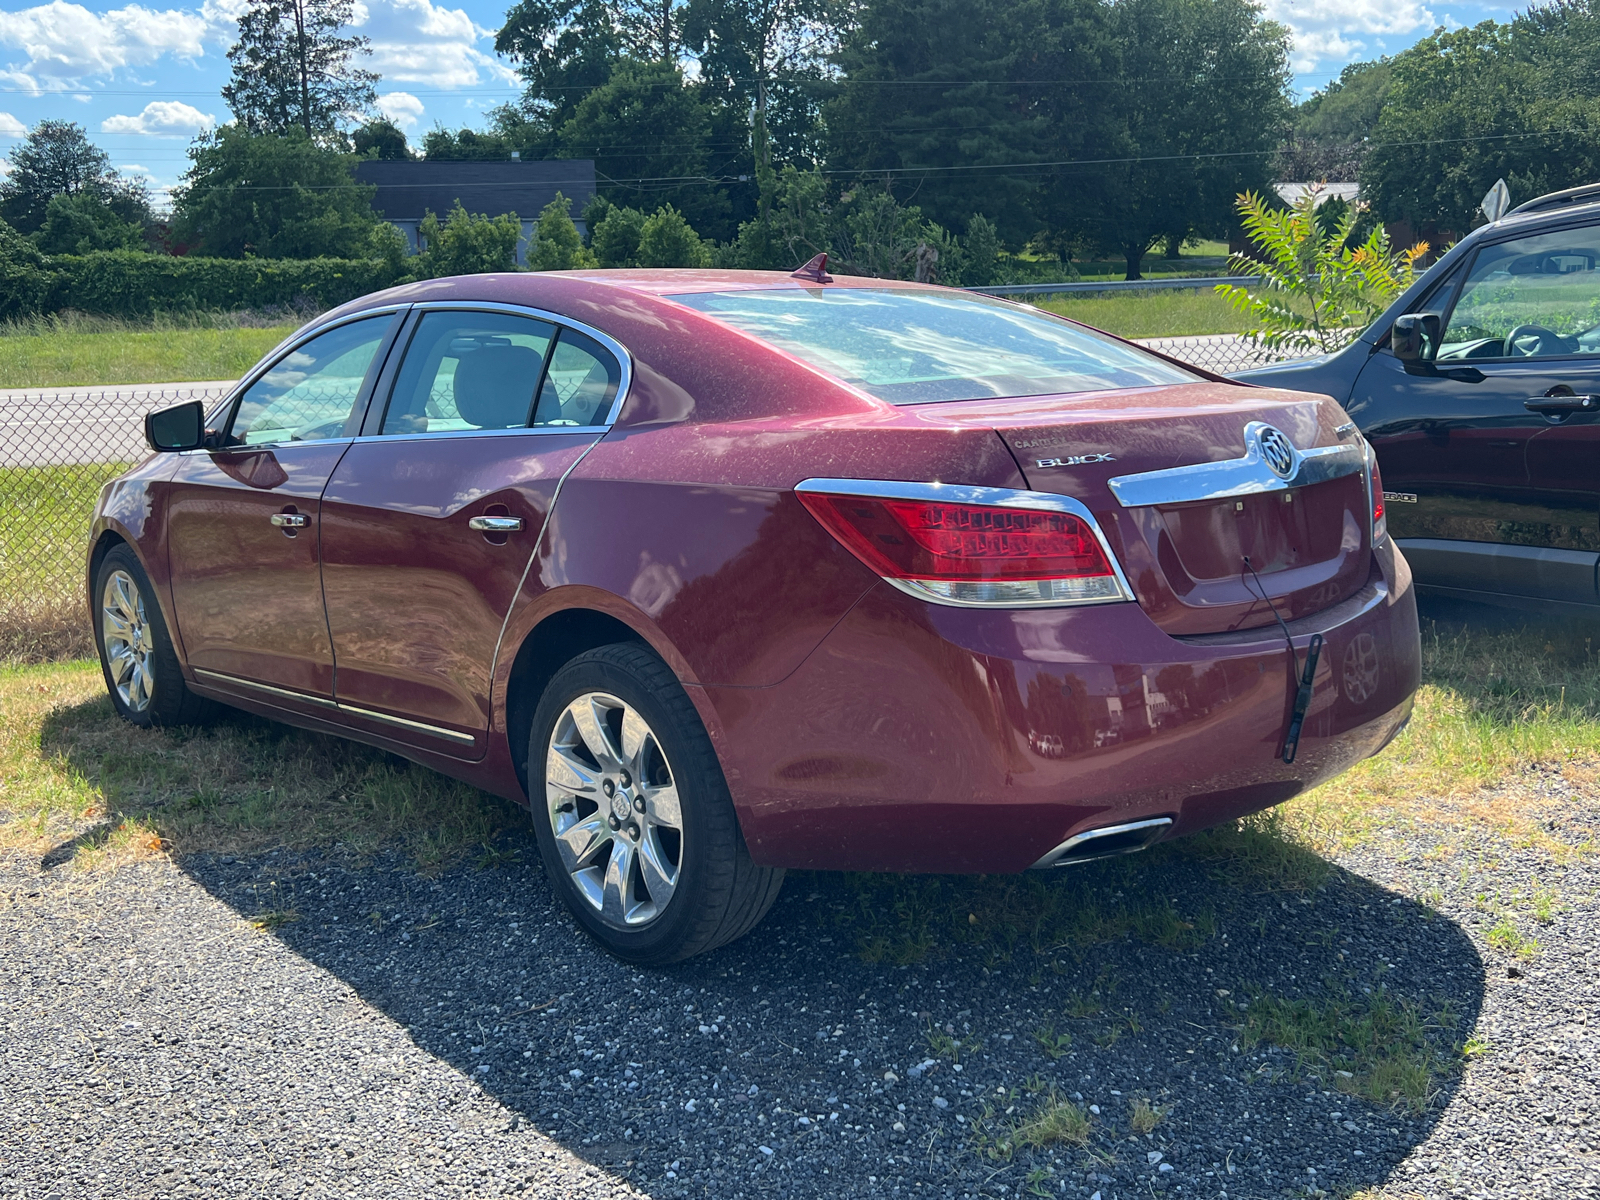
top-left (1029, 816), bottom-right (1174, 870)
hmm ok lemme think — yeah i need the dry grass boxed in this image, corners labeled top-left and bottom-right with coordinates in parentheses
top-left (1280, 615), bottom-right (1600, 861)
top-left (0, 596), bottom-right (93, 665)
top-left (0, 660), bottom-right (528, 873)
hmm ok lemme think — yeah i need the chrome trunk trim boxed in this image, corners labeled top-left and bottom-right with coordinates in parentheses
top-left (1107, 422), bottom-right (1365, 507)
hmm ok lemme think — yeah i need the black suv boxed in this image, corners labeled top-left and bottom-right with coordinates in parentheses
top-left (1238, 184), bottom-right (1600, 616)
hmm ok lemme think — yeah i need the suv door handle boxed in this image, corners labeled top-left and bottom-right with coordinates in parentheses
top-left (468, 516), bottom-right (524, 533)
top-left (1524, 395), bottom-right (1599, 414)
top-left (270, 513), bottom-right (308, 528)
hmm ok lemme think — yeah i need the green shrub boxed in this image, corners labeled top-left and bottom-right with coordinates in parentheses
top-left (591, 205), bottom-right (647, 267)
top-left (529, 192), bottom-right (596, 271)
top-left (636, 205), bottom-right (712, 268)
top-left (0, 219), bottom-right (54, 322)
top-left (411, 201), bottom-right (522, 278)
top-left (43, 251), bottom-right (406, 319)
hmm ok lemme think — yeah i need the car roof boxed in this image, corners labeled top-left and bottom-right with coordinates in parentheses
top-left (553, 269), bottom-right (943, 297)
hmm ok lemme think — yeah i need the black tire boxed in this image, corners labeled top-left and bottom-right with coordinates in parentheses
top-left (527, 643), bottom-right (784, 964)
top-left (92, 544), bottom-right (217, 728)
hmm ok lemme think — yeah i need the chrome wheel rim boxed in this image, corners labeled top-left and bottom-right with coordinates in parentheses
top-left (545, 691), bottom-right (683, 930)
top-left (101, 569), bottom-right (155, 713)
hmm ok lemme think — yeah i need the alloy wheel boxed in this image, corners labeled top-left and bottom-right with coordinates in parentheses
top-left (545, 691), bottom-right (684, 929)
top-left (101, 569), bottom-right (155, 713)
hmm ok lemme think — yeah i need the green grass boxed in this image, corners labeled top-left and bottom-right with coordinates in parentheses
top-left (0, 660), bottom-right (525, 872)
top-left (1035, 287), bottom-right (1255, 338)
top-left (1232, 986), bottom-right (1462, 1112)
top-left (0, 314), bottom-right (295, 389)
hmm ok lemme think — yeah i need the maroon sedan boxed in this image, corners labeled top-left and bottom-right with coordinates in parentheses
top-left (91, 269), bottom-right (1421, 963)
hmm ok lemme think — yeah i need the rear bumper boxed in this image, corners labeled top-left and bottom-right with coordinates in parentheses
top-left (706, 541), bottom-right (1420, 873)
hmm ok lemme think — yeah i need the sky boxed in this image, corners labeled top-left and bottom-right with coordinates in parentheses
top-left (0, 0), bottom-right (1524, 205)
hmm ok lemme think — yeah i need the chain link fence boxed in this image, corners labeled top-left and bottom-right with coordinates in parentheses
top-left (1, 381), bottom-right (233, 661)
top-left (0, 332), bottom-right (1297, 663)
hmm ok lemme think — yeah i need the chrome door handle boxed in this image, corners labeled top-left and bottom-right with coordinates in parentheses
top-left (468, 516), bottom-right (524, 533)
top-left (270, 513), bottom-right (308, 528)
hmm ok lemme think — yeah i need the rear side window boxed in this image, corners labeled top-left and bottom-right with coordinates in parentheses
top-left (533, 329), bottom-right (622, 426)
top-left (669, 288), bottom-right (1198, 404)
top-left (382, 311), bottom-right (556, 435)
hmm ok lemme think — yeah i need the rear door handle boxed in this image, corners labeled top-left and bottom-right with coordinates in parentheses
top-left (468, 516), bottom-right (524, 533)
top-left (1525, 395), bottom-right (1599, 414)
top-left (270, 513), bottom-right (308, 528)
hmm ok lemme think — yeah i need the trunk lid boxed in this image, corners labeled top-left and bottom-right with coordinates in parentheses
top-left (914, 382), bottom-right (1373, 635)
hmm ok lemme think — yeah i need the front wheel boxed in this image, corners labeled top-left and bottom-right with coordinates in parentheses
top-left (528, 643), bottom-right (783, 964)
top-left (93, 544), bottom-right (216, 728)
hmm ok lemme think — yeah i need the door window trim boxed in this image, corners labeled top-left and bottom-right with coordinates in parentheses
top-left (199, 306), bottom-right (411, 450)
top-left (356, 300), bottom-right (634, 443)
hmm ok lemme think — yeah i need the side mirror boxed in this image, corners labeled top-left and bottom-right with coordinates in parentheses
top-left (144, 400), bottom-right (207, 453)
top-left (1391, 313), bottom-right (1440, 363)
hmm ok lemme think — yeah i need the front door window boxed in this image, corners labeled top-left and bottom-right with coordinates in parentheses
top-left (1440, 229), bottom-right (1600, 361)
top-left (228, 317), bottom-right (392, 445)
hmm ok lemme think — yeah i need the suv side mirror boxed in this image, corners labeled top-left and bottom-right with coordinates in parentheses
top-left (1391, 313), bottom-right (1440, 363)
top-left (144, 400), bottom-right (207, 452)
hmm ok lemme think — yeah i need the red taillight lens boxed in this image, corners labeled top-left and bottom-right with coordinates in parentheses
top-left (799, 492), bottom-right (1128, 605)
top-left (1366, 444), bottom-right (1387, 542)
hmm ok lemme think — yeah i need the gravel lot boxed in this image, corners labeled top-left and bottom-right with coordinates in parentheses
top-left (3, 783), bottom-right (1596, 1200)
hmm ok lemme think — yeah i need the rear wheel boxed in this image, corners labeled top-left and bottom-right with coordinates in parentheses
top-left (93, 545), bottom-right (215, 728)
top-left (528, 643), bottom-right (783, 964)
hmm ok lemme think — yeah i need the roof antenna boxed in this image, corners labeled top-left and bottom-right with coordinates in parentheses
top-left (791, 253), bottom-right (833, 283)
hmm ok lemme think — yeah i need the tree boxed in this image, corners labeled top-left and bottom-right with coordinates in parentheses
top-left (684, 0), bottom-right (842, 174)
top-left (529, 192), bottom-right (597, 269)
top-left (222, 0), bottom-right (378, 139)
top-left (410, 202), bottom-right (524, 276)
top-left (557, 59), bottom-right (732, 238)
top-left (172, 125), bottom-right (389, 258)
top-left (1072, 0), bottom-right (1291, 279)
top-left (33, 193), bottom-right (146, 254)
top-left (1362, 4), bottom-right (1600, 231)
top-left (354, 119), bottom-right (413, 160)
top-left (496, 0), bottom-right (687, 131)
top-left (0, 120), bottom-right (149, 235)
top-left (1280, 59), bottom-right (1391, 182)
top-left (827, 0), bottom-right (1111, 249)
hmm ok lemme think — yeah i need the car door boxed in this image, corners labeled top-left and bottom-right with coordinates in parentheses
top-left (164, 311), bottom-right (403, 698)
top-left (1351, 221), bottom-right (1600, 606)
top-left (317, 304), bottom-right (624, 756)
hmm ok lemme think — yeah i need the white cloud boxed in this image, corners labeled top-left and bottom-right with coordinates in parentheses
top-left (102, 99), bottom-right (214, 135)
top-left (0, 111), bottom-right (25, 137)
top-left (0, 2), bottom-right (210, 89)
top-left (376, 90), bottom-right (424, 129)
top-left (1263, 0), bottom-right (1433, 73)
top-left (359, 0), bottom-right (517, 89)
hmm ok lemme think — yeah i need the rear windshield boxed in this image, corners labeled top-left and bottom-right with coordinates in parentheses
top-left (668, 287), bottom-right (1198, 404)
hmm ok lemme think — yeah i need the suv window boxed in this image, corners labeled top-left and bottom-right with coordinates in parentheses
top-left (382, 311), bottom-right (557, 435)
top-left (1440, 227), bottom-right (1600, 360)
top-left (228, 316), bottom-right (392, 446)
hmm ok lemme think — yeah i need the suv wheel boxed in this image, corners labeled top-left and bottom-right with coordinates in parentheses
top-left (528, 643), bottom-right (783, 963)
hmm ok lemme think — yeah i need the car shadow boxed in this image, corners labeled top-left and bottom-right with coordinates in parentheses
top-left (33, 699), bottom-right (1486, 1198)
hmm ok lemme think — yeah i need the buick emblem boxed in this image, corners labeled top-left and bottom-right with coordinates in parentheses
top-left (1255, 425), bottom-right (1297, 479)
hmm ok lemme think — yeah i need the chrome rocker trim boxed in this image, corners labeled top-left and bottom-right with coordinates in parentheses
top-left (1106, 422), bottom-right (1365, 508)
top-left (792, 478), bottom-right (1137, 608)
top-left (192, 668), bottom-right (477, 747)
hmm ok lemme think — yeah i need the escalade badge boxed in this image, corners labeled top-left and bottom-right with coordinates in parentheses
top-left (1036, 453), bottom-right (1116, 468)
top-left (1253, 425), bottom-right (1297, 479)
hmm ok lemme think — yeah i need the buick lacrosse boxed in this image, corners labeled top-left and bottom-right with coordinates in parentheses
top-left (91, 265), bottom-right (1421, 962)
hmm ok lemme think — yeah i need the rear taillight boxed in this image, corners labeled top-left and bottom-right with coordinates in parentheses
top-left (1365, 442), bottom-right (1387, 543)
top-left (796, 481), bottom-right (1132, 607)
